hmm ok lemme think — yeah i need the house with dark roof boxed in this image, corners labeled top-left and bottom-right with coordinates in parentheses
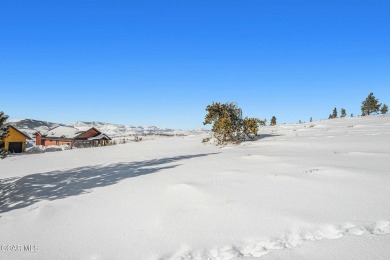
top-left (0, 125), bottom-right (32, 153)
top-left (35, 126), bottom-right (111, 148)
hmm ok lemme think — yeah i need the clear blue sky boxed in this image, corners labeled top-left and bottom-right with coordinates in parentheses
top-left (1, 0), bottom-right (389, 129)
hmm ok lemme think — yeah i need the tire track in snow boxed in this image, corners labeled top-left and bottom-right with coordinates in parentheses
top-left (161, 220), bottom-right (390, 260)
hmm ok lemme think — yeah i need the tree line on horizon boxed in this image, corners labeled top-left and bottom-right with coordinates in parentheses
top-left (328, 92), bottom-right (388, 119)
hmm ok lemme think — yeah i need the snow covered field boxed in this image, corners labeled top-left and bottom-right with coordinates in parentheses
top-left (1, 115), bottom-right (390, 260)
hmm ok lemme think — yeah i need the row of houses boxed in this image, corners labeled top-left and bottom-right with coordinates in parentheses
top-left (1, 125), bottom-right (111, 153)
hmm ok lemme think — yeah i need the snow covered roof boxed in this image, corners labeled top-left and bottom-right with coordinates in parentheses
top-left (87, 133), bottom-right (112, 140)
top-left (41, 126), bottom-right (84, 139)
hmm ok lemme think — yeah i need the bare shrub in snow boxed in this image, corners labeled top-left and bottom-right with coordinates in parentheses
top-left (134, 136), bottom-right (143, 142)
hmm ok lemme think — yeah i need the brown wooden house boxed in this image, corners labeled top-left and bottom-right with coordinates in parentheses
top-left (35, 126), bottom-right (111, 149)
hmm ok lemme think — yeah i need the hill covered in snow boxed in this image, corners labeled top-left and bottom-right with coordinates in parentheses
top-left (74, 121), bottom-right (191, 137)
top-left (7, 118), bottom-right (208, 138)
top-left (6, 118), bottom-right (64, 132)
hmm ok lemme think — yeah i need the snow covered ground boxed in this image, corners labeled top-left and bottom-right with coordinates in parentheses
top-left (1, 115), bottom-right (389, 259)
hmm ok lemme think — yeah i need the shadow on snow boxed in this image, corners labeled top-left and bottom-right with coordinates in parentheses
top-left (0, 153), bottom-right (218, 215)
top-left (245, 134), bottom-right (283, 141)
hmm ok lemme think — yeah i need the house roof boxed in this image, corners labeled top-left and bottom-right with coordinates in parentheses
top-left (3, 125), bottom-right (32, 140)
top-left (40, 126), bottom-right (84, 139)
top-left (87, 133), bottom-right (112, 140)
top-left (38, 126), bottom-right (111, 140)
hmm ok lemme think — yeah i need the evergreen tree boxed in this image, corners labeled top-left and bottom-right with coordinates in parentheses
top-left (351, 113), bottom-right (354, 117)
top-left (361, 92), bottom-right (381, 116)
top-left (340, 108), bottom-right (346, 118)
top-left (332, 107), bottom-right (338, 118)
top-left (270, 116), bottom-right (277, 126)
top-left (328, 114), bottom-right (332, 119)
top-left (243, 117), bottom-right (262, 139)
top-left (0, 111), bottom-right (9, 159)
top-left (380, 104), bottom-right (388, 114)
top-left (204, 102), bottom-right (263, 144)
top-left (310, 117), bottom-right (313, 122)
top-left (204, 102), bottom-right (244, 144)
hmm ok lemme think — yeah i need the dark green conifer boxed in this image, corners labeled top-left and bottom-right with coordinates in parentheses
top-left (270, 116), bottom-right (277, 126)
top-left (361, 93), bottom-right (381, 116)
top-left (340, 108), bottom-right (346, 118)
top-left (380, 104), bottom-right (388, 114)
top-left (332, 107), bottom-right (338, 118)
top-left (0, 111), bottom-right (9, 159)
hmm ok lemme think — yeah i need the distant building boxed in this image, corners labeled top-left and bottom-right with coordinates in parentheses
top-left (0, 125), bottom-right (32, 153)
top-left (35, 126), bottom-right (111, 148)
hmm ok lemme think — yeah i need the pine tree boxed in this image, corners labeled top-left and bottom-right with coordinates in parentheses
top-left (351, 113), bottom-right (354, 117)
top-left (243, 117), bottom-right (262, 139)
top-left (332, 107), bottom-right (338, 118)
top-left (204, 102), bottom-right (264, 144)
top-left (361, 92), bottom-right (381, 116)
top-left (328, 114), bottom-right (332, 119)
top-left (270, 116), bottom-right (277, 126)
top-left (340, 108), bottom-right (346, 118)
top-left (204, 102), bottom-right (244, 144)
top-left (310, 117), bottom-right (313, 122)
top-left (0, 111), bottom-right (9, 159)
top-left (380, 104), bottom-right (388, 114)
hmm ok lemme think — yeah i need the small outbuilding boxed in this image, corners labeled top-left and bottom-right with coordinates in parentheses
top-left (1, 126), bottom-right (32, 153)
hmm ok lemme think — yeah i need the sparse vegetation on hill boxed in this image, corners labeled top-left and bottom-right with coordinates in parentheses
top-left (324, 92), bottom-right (388, 120)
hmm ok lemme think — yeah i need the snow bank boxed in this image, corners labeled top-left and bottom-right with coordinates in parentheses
top-left (25, 145), bottom-right (70, 154)
top-left (25, 146), bottom-right (45, 154)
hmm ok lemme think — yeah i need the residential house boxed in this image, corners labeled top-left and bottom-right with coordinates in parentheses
top-left (35, 126), bottom-right (111, 148)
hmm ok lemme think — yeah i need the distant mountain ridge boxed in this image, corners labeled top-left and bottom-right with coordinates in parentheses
top-left (6, 119), bottom-right (66, 133)
top-left (7, 119), bottom-right (208, 138)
